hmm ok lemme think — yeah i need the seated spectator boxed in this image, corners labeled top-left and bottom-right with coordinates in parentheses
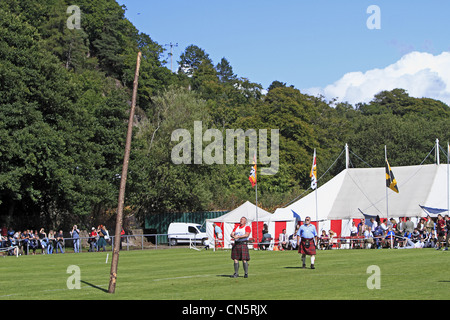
top-left (411, 228), bottom-right (421, 243)
top-left (384, 227), bottom-right (395, 248)
top-left (278, 229), bottom-right (288, 251)
top-left (364, 226), bottom-right (374, 249)
top-left (329, 229), bottom-right (339, 249)
top-left (417, 218), bottom-right (426, 235)
top-left (402, 231), bottom-right (412, 247)
top-left (319, 230), bottom-right (329, 250)
top-left (424, 232), bottom-right (437, 248)
top-left (259, 232), bottom-right (272, 250)
top-left (289, 233), bottom-right (298, 250)
top-left (28, 230), bottom-right (39, 255)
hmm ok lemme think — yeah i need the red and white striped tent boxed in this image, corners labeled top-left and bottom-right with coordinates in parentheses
top-left (206, 201), bottom-right (272, 249)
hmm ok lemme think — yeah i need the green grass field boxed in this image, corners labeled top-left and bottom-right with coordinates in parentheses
top-left (0, 248), bottom-right (448, 300)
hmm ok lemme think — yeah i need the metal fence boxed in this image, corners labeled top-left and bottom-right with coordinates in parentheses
top-left (2, 233), bottom-right (204, 255)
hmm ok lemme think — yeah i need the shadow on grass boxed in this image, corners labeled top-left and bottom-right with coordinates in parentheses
top-left (81, 280), bottom-right (109, 293)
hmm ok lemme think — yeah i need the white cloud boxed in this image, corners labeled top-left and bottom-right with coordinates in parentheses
top-left (305, 51), bottom-right (450, 106)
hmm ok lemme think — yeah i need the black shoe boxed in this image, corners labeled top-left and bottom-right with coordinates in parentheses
top-left (311, 264), bottom-right (315, 269)
top-left (244, 274), bottom-right (248, 278)
top-left (232, 273), bottom-right (238, 278)
top-left (302, 264), bottom-right (306, 269)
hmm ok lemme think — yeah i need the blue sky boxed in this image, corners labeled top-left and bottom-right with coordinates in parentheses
top-left (117, 0), bottom-right (450, 104)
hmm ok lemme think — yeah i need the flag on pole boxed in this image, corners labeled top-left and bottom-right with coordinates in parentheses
top-left (291, 210), bottom-right (301, 221)
top-left (310, 149), bottom-right (317, 189)
top-left (249, 153), bottom-right (257, 188)
top-left (385, 158), bottom-right (399, 193)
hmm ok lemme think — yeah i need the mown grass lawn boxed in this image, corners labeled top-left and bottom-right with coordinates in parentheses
top-left (0, 248), bottom-right (448, 300)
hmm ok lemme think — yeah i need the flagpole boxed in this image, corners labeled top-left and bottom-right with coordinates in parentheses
top-left (315, 183), bottom-right (318, 228)
top-left (256, 179), bottom-right (258, 247)
top-left (315, 148), bottom-right (318, 224)
top-left (385, 145), bottom-right (389, 220)
top-left (254, 151), bottom-right (258, 248)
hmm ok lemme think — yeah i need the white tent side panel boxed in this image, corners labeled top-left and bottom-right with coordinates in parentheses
top-left (423, 164), bottom-right (450, 213)
top-left (284, 169), bottom-right (347, 222)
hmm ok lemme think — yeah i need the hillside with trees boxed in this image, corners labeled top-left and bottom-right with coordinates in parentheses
top-left (1, 0), bottom-right (449, 229)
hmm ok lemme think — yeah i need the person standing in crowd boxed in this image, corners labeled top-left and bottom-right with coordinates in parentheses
top-left (370, 218), bottom-right (378, 232)
top-left (405, 217), bottom-right (414, 234)
top-left (230, 217), bottom-right (251, 278)
top-left (88, 227), bottom-right (98, 252)
top-left (55, 230), bottom-right (64, 253)
top-left (97, 225), bottom-right (107, 252)
top-left (350, 221), bottom-right (358, 237)
top-left (426, 217), bottom-right (435, 235)
top-left (297, 216), bottom-right (318, 269)
top-left (39, 228), bottom-right (48, 254)
top-left (436, 214), bottom-right (446, 250)
top-left (47, 230), bottom-right (55, 254)
top-left (444, 215), bottom-right (450, 251)
top-left (214, 223), bottom-right (223, 248)
top-left (70, 225), bottom-right (80, 253)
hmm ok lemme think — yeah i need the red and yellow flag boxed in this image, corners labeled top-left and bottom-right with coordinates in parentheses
top-left (249, 153), bottom-right (257, 188)
top-left (310, 149), bottom-right (317, 189)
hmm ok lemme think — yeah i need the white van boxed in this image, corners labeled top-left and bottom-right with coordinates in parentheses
top-left (167, 223), bottom-right (208, 246)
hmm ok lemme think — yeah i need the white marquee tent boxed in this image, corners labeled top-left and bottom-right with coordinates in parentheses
top-left (282, 163), bottom-right (449, 237)
top-left (205, 201), bottom-right (272, 249)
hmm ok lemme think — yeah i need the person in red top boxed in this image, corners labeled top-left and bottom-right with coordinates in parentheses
top-left (88, 227), bottom-right (98, 252)
top-left (436, 214), bottom-right (446, 250)
top-left (230, 217), bottom-right (252, 278)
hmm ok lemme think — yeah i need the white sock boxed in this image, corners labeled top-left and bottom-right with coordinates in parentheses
top-left (311, 256), bottom-right (315, 265)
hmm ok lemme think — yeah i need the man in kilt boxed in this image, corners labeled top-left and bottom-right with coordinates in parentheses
top-left (231, 217), bottom-right (252, 278)
top-left (297, 216), bottom-right (318, 269)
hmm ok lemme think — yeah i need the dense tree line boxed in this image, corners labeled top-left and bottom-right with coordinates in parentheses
top-left (0, 0), bottom-right (449, 229)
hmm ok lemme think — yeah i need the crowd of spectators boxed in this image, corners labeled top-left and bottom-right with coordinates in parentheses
top-left (315, 214), bottom-right (450, 250)
top-left (0, 224), bottom-right (114, 256)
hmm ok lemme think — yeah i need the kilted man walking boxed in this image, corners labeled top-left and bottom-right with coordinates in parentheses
top-left (297, 216), bottom-right (318, 269)
top-left (231, 216), bottom-right (252, 278)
